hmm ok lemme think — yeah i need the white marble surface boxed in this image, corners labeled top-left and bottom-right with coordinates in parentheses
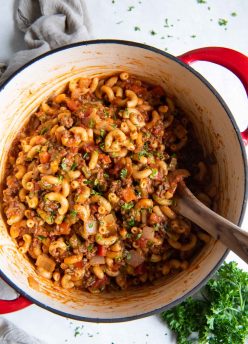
top-left (0, 0), bottom-right (247, 343)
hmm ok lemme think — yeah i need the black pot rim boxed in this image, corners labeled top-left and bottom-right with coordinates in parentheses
top-left (0, 39), bottom-right (247, 323)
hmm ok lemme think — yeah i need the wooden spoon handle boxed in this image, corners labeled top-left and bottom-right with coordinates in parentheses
top-left (177, 185), bottom-right (248, 264)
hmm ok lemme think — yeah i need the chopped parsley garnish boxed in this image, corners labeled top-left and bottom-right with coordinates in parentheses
top-left (61, 158), bottom-right (68, 171)
top-left (58, 174), bottom-right (63, 182)
top-left (71, 162), bottom-right (77, 171)
top-left (103, 109), bottom-right (110, 118)
top-left (103, 173), bottom-right (109, 178)
top-left (197, 0), bottom-right (206, 3)
top-left (218, 18), bottom-right (228, 26)
top-left (89, 118), bottom-right (95, 128)
top-left (84, 180), bottom-right (93, 185)
top-left (116, 21), bottom-right (123, 25)
top-left (99, 142), bottom-right (105, 150)
top-left (128, 6), bottom-right (134, 11)
top-left (111, 124), bottom-right (117, 128)
top-left (231, 12), bottom-right (237, 17)
top-left (74, 326), bottom-right (83, 337)
top-left (135, 189), bottom-right (142, 197)
top-left (122, 202), bottom-right (134, 210)
top-left (171, 153), bottom-right (177, 158)
top-left (83, 152), bottom-right (89, 159)
top-left (126, 252), bottom-right (132, 260)
top-left (39, 127), bottom-right (48, 135)
top-left (164, 18), bottom-right (169, 27)
top-left (150, 168), bottom-right (158, 179)
top-left (70, 210), bottom-right (78, 218)
top-left (138, 142), bottom-right (151, 159)
top-left (100, 129), bottom-right (106, 138)
top-left (88, 223), bottom-right (93, 228)
top-left (150, 30), bottom-right (157, 36)
top-left (127, 218), bottom-right (135, 227)
top-left (37, 235), bottom-right (46, 241)
top-left (161, 262), bottom-right (248, 344)
top-left (135, 233), bottom-right (142, 240)
top-left (191, 34), bottom-right (196, 38)
top-left (134, 26), bottom-right (141, 31)
top-left (120, 168), bottom-right (128, 179)
top-left (91, 189), bottom-right (102, 196)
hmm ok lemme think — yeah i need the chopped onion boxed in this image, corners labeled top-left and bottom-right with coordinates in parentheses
top-left (128, 250), bottom-right (145, 268)
top-left (90, 256), bottom-right (105, 266)
top-left (142, 226), bottom-right (155, 240)
top-left (102, 214), bottom-right (116, 230)
top-left (36, 254), bottom-right (56, 273)
top-left (84, 219), bottom-right (98, 235)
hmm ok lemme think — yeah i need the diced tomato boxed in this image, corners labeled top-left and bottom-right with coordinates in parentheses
top-left (70, 147), bottom-right (79, 153)
top-left (148, 213), bottom-right (161, 225)
top-left (58, 222), bottom-right (71, 235)
top-left (99, 153), bottom-right (111, 164)
top-left (97, 245), bottom-right (107, 256)
top-left (66, 99), bottom-right (80, 111)
top-left (74, 261), bottom-right (83, 269)
top-left (39, 151), bottom-right (51, 164)
top-left (128, 84), bottom-right (147, 98)
top-left (122, 187), bottom-right (137, 202)
top-left (33, 182), bottom-right (41, 191)
top-left (82, 142), bottom-right (97, 153)
top-left (91, 275), bottom-right (109, 290)
top-left (135, 263), bottom-right (146, 275)
top-left (136, 237), bottom-right (148, 250)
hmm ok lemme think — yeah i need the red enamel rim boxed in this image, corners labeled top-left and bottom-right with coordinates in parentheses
top-left (0, 45), bottom-right (247, 315)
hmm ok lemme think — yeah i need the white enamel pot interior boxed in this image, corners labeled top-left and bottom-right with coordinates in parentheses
top-left (0, 40), bottom-right (247, 321)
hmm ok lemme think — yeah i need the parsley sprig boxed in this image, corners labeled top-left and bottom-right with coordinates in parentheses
top-left (161, 262), bottom-right (248, 344)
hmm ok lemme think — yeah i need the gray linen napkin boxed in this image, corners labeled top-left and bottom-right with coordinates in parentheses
top-left (0, 318), bottom-right (45, 344)
top-left (0, 0), bottom-right (92, 342)
top-left (0, 0), bottom-right (92, 83)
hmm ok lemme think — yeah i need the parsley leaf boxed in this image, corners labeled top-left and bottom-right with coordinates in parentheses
top-left (161, 262), bottom-right (248, 344)
top-left (122, 202), bottom-right (134, 210)
top-left (39, 127), bottom-right (48, 135)
top-left (120, 168), bottom-right (128, 179)
top-left (128, 6), bottom-right (134, 11)
top-left (127, 217), bottom-right (135, 227)
top-left (150, 168), bottom-right (158, 179)
top-left (71, 162), bottom-right (77, 171)
top-left (100, 129), bottom-right (106, 138)
top-left (61, 158), bottom-right (68, 171)
top-left (83, 152), bottom-right (89, 159)
top-left (134, 26), bottom-right (141, 31)
top-left (37, 235), bottom-right (46, 241)
top-left (87, 243), bottom-right (94, 252)
top-left (218, 18), bottom-right (228, 26)
top-left (89, 118), bottom-right (95, 128)
top-left (70, 210), bottom-right (78, 218)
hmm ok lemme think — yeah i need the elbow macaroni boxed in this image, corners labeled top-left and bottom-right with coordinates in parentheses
top-left (3, 72), bottom-right (214, 293)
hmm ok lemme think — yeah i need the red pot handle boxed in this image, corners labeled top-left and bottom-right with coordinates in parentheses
top-left (178, 47), bottom-right (248, 144)
top-left (0, 295), bottom-right (32, 314)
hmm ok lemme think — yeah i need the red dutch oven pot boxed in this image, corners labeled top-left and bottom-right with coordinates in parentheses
top-left (0, 42), bottom-right (247, 320)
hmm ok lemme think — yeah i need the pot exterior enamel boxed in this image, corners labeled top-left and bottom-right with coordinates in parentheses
top-left (0, 41), bottom-right (246, 321)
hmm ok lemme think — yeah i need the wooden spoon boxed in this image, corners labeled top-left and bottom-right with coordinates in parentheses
top-left (175, 182), bottom-right (248, 264)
